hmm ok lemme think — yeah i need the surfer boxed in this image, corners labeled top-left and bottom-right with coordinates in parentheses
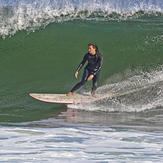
top-left (67, 43), bottom-right (103, 96)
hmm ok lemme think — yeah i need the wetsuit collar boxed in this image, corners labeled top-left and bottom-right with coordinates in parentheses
top-left (89, 52), bottom-right (97, 56)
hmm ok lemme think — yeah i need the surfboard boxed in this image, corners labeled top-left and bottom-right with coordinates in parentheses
top-left (29, 93), bottom-right (114, 104)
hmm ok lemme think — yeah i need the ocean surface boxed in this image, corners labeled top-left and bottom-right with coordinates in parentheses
top-left (0, 0), bottom-right (163, 162)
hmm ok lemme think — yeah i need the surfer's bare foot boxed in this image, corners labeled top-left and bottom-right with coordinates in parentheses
top-left (67, 92), bottom-right (72, 96)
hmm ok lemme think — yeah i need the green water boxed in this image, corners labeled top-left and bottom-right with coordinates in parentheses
top-left (0, 20), bottom-right (163, 122)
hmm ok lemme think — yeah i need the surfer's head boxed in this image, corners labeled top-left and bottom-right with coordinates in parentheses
top-left (88, 43), bottom-right (99, 55)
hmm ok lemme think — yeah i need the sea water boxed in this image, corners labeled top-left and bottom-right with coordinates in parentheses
top-left (0, 0), bottom-right (163, 162)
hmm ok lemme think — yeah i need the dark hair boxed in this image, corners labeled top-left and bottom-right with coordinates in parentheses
top-left (88, 42), bottom-right (99, 54)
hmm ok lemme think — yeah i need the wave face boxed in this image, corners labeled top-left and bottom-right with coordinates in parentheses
top-left (0, 0), bottom-right (163, 38)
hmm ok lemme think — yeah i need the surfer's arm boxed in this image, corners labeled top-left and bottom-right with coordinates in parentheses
top-left (76, 53), bottom-right (88, 72)
top-left (91, 55), bottom-right (103, 75)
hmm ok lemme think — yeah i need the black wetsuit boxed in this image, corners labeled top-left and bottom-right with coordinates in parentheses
top-left (70, 52), bottom-right (103, 94)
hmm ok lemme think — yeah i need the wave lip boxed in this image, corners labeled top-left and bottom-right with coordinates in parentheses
top-left (1, 0), bottom-right (163, 38)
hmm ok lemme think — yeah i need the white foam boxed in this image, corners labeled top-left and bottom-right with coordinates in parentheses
top-left (0, 125), bottom-right (163, 162)
top-left (68, 67), bottom-right (163, 112)
top-left (0, 0), bottom-right (163, 38)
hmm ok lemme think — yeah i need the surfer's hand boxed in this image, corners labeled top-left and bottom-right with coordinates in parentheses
top-left (75, 71), bottom-right (78, 79)
top-left (88, 74), bottom-right (94, 81)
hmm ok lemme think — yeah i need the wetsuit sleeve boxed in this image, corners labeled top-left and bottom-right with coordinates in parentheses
top-left (76, 53), bottom-right (88, 72)
top-left (92, 55), bottom-right (103, 76)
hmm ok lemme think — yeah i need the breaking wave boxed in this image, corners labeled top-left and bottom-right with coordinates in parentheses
top-left (1, 0), bottom-right (163, 38)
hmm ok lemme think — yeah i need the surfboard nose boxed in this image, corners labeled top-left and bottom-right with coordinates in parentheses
top-left (29, 93), bottom-right (36, 98)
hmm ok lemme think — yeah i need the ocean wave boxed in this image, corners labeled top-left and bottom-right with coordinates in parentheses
top-left (0, 0), bottom-right (163, 38)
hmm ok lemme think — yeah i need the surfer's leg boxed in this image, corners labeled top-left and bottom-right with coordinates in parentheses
top-left (70, 68), bottom-right (89, 93)
top-left (91, 71), bottom-right (100, 95)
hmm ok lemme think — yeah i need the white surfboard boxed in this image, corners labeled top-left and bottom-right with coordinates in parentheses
top-left (29, 93), bottom-right (114, 104)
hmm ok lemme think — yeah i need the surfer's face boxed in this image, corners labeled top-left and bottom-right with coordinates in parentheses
top-left (88, 45), bottom-right (96, 55)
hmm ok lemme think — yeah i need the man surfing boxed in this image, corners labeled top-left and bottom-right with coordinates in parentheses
top-left (67, 43), bottom-right (103, 96)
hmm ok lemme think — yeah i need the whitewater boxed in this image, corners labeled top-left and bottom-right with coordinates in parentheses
top-left (1, 0), bottom-right (163, 37)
